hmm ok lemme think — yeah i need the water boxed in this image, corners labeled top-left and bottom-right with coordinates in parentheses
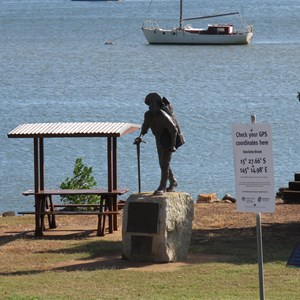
top-left (1, 0), bottom-right (300, 212)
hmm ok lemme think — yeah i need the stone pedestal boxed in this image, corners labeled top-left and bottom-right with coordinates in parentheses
top-left (122, 192), bottom-right (194, 262)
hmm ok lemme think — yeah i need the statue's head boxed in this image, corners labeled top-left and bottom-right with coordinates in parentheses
top-left (145, 93), bottom-right (163, 111)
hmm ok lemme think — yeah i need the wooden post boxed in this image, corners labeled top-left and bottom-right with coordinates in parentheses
top-left (113, 137), bottom-right (118, 231)
top-left (39, 138), bottom-right (44, 190)
top-left (34, 138), bottom-right (43, 236)
top-left (107, 137), bottom-right (113, 192)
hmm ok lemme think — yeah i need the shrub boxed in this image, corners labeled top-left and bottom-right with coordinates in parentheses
top-left (60, 158), bottom-right (100, 207)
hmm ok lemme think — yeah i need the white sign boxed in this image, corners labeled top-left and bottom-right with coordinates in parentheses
top-left (232, 123), bottom-right (275, 213)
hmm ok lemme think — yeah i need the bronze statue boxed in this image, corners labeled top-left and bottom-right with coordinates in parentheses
top-left (134, 93), bottom-right (185, 195)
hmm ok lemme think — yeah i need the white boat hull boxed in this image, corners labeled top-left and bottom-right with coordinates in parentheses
top-left (142, 27), bottom-right (253, 45)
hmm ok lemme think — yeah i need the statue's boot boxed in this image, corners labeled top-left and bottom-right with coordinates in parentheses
top-left (167, 178), bottom-right (178, 192)
top-left (154, 170), bottom-right (168, 195)
top-left (153, 189), bottom-right (164, 195)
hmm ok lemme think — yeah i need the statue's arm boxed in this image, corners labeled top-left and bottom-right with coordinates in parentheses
top-left (134, 112), bottom-right (150, 144)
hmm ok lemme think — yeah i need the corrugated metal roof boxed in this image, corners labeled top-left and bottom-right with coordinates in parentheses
top-left (7, 122), bottom-right (140, 138)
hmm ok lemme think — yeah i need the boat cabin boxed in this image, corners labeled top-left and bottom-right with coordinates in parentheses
top-left (184, 24), bottom-right (235, 35)
top-left (206, 24), bottom-right (234, 35)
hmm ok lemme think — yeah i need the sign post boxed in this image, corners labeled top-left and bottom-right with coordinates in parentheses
top-left (232, 115), bottom-right (275, 300)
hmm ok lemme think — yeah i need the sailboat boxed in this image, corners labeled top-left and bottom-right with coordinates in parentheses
top-left (142, 1), bottom-right (253, 45)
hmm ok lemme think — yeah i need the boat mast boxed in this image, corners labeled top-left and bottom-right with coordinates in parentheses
top-left (179, 0), bottom-right (183, 29)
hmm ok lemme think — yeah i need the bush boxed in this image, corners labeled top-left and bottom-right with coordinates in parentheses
top-left (60, 158), bottom-right (100, 207)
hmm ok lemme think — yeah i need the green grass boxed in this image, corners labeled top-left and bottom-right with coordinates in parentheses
top-left (0, 215), bottom-right (299, 299)
top-left (1, 262), bottom-right (299, 299)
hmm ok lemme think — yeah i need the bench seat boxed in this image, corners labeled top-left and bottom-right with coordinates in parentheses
top-left (18, 211), bottom-right (119, 215)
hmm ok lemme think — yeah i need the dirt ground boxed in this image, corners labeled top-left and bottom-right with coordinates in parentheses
top-left (1, 202), bottom-right (300, 272)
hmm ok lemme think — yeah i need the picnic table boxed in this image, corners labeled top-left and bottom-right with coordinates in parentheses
top-left (7, 122), bottom-right (140, 236)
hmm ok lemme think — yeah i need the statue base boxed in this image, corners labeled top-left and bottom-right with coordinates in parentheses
top-left (122, 192), bottom-right (194, 262)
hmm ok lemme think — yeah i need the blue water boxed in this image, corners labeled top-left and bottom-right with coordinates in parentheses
top-left (1, 0), bottom-right (300, 212)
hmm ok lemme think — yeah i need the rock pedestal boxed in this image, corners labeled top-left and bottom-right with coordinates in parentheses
top-left (122, 192), bottom-right (194, 262)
